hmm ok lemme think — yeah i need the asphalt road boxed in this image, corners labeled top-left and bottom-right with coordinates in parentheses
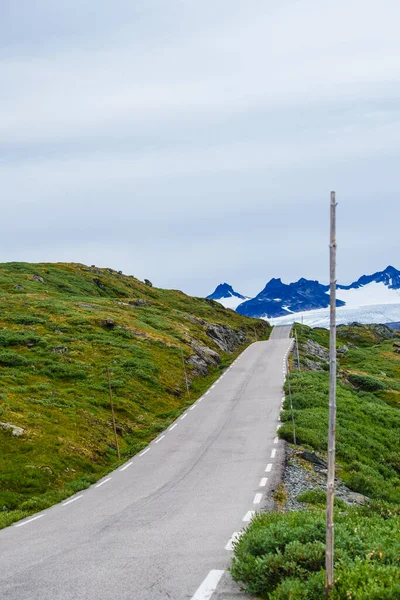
top-left (0, 325), bottom-right (292, 600)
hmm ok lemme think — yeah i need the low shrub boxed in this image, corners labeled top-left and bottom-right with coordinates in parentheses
top-left (43, 364), bottom-right (87, 380)
top-left (348, 373), bottom-right (386, 392)
top-left (231, 510), bottom-right (400, 599)
top-left (0, 351), bottom-right (29, 367)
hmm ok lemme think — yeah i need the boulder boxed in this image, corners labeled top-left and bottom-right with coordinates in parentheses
top-left (0, 422), bottom-right (25, 437)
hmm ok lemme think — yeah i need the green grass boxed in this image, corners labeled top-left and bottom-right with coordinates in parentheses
top-left (232, 322), bottom-right (400, 598)
top-left (0, 262), bottom-right (271, 528)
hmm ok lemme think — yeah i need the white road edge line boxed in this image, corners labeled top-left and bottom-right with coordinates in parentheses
top-left (190, 570), bottom-right (225, 600)
top-left (139, 448), bottom-right (150, 457)
top-left (190, 405), bottom-right (196, 411)
top-left (253, 493), bottom-right (263, 504)
top-left (243, 510), bottom-right (255, 522)
top-left (95, 477), bottom-right (112, 488)
top-left (169, 424), bottom-right (177, 431)
top-left (205, 391), bottom-right (210, 395)
top-left (62, 495), bottom-right (83, 506)
top-left (180, 414), bottom-right (187, 420)
top-left (198, 398), bottom-right (203, 402)
top-left (225, 532), bottom-right (240, 551)
top-left (265, 463), bottom-right (273, 472)
top-left (274, 437), bottom-right (279, 444)
top-left (119, 462), bottom-right (133, 471)
top-left (15, 514), bottom-right (44, 528)
top-left (155, 435), bottom-right (165, 444)
top-left (259, 477), bottom-right (268, 487)
top-left (271, 449), bottom-right (277, 459)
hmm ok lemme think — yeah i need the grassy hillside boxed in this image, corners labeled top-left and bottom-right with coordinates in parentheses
top-left (0, 262), bottom-right (270, 528)
top-left (232, 323), bottom-right (400, 599)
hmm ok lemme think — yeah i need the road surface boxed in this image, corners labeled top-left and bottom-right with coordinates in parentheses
top-left (0, 325), bottom-right (292, 600)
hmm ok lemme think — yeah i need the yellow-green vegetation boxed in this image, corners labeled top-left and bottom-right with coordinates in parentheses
top-left (232, 323), bottom-right (400, 599)
top-left (0, 262), bottom-right (271, 529)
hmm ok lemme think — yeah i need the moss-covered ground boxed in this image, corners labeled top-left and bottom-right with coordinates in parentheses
top-left (0, 262), bottom-right (270, 528)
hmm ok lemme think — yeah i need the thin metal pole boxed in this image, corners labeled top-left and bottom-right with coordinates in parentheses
top-left (326, 191), bottom-right (337, 598)
top-left (295, 329), bottom-right (301, 371)
top-left (286, 359), bottom-right (296, 445)
top-left (181, 349), bottom-right (191, 400)
top-left (107, 367), bottom-right (120, 461)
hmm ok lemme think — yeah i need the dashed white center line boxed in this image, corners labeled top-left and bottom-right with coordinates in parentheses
top-left (155, 435), bottom-right (165, 444)
top-left (62, 495), bottom-right (83, 506)
top-left (95, 477), bottom-right (112, 488)
top-left (15, 514), bottom-right (44, 528)
top-left (190, 570), bottom-right (225, 600)
top-left (119, 462), bottom-right (133, 471)
top-left (225, 532), bottom-right (241, 551)
top-left (253, 493), bottom-right (263, 504)
top-left (139, 448), bottom-right (150, 457)
top-left (169, 424), bottom-right (177, 431)
top-left (180, 414), bottom-right (187, 420)
top-left (265, 463), bottom-right (273, 472)
top-left (259, 477), bottom-right (268, 487)
top-left (243, 510), bottom-right (255, 522)
top-left (271, 449), bottom-right (277, 459)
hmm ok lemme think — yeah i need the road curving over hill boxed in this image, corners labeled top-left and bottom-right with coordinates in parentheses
top-left (0, 325), bottom-right (292, 600)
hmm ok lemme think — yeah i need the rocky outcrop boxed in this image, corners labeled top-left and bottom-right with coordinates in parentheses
top-left (295, 339), bottom-right (329, 372)
top-left (187, 343), bottom-right (221, 376)
top-left (281, 447), bottom-right (370, 511)
top-left (206, 324), bottom-right (247, 352)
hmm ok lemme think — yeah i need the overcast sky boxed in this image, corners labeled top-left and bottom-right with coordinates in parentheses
top-left (2, 1), bottom-right (400, 297)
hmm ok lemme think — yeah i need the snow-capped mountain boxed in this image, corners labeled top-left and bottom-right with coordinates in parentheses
top-left (207, 283), bottom-right (249, 310)
top-left (207, 266), bottom-right (400, 326)
top-left (235, 277), bottom-right (345, 319)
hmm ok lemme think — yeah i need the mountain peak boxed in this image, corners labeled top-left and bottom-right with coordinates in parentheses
top-left (207, 283), bottom-right (246, 300)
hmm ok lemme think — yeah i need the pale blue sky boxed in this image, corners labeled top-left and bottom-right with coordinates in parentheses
top-left (2, 1), bottom-right (400, 296)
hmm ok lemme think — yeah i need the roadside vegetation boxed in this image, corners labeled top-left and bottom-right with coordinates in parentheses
top-left (232, 323), bottom-right (400, 599)
top-left (0, 262), bottom-right (270, 529)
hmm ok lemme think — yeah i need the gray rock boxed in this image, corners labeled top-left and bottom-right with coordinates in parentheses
top-left (187, 343), bottom-right (221, 376)
top-left (337, 345), bottom-right (349, 354)
top-left (206, 324), bottom-right (247, 352)
top-left (51, 346), bottom-right (68, 354)
top-left (0, 422), bottom-right (25, 437)
top-left (128, 299), bottom-right (150, 307)
top-left (101, 319), bottom-right (116, 329)
top-left (33, 274), bottom-right (44, 283)
top-left (299, 451), bottom-right (327, 468)
top-left (14, 285), bottom-right (25, 290)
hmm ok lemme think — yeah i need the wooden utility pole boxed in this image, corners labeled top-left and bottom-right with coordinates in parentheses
top-left (286, 358), bottom-right (296, 445)
top-left (181, 349), bottom-right (191, 400)
top-left (295, 329), bottom-right (301, 371)
top-left (107, 367), bottom-right (120, 461)
top-left (326, 191), bottom-right (337, 598)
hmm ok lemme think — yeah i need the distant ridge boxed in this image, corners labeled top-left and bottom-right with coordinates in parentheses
top-left (207, 266), bottom-right (400, 324)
